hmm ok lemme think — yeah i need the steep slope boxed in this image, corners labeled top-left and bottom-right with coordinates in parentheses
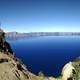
top-left (0, 29), bottom-right (39, 80)
top-left (0, 52), bottom-right (39, 80)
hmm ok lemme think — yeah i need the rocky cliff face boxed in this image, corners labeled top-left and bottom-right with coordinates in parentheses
top-left (0, 52), bottom-right (38, 80)
top-left (0, 29), bottom-right (80, 80)
top-left (0, 29), bottom-right (39, 80)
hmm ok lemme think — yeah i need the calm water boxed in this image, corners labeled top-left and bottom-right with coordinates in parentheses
top-left (7, 36), bottom-right (80, 76)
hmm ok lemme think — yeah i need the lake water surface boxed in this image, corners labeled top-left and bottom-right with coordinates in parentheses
top-left (7, 36), bottom-right (80, 76)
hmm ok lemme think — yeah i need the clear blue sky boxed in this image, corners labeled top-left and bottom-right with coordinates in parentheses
top-left (0, 0), bottom-right (80, 32)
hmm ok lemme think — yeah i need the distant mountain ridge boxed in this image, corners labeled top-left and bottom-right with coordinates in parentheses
top-left (6, 32), bottom-right (80, 39)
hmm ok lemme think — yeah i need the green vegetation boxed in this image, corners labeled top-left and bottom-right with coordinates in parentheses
top-left (72, 58), bottom-right (80, 80)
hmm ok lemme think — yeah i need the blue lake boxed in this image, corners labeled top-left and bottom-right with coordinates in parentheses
top-left (7, 36), bottom-right (80, 76)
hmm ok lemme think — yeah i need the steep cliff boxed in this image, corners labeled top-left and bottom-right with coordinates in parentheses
top-left (0, 29), bottom-right (39, 80)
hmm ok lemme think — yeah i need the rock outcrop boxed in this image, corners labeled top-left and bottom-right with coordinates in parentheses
top-left (61, 58), bottom-right (80, 80)
top-left (0, 28), bottom-right (80, 80)
top-left (0, 52), bottom-right (37, 80)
